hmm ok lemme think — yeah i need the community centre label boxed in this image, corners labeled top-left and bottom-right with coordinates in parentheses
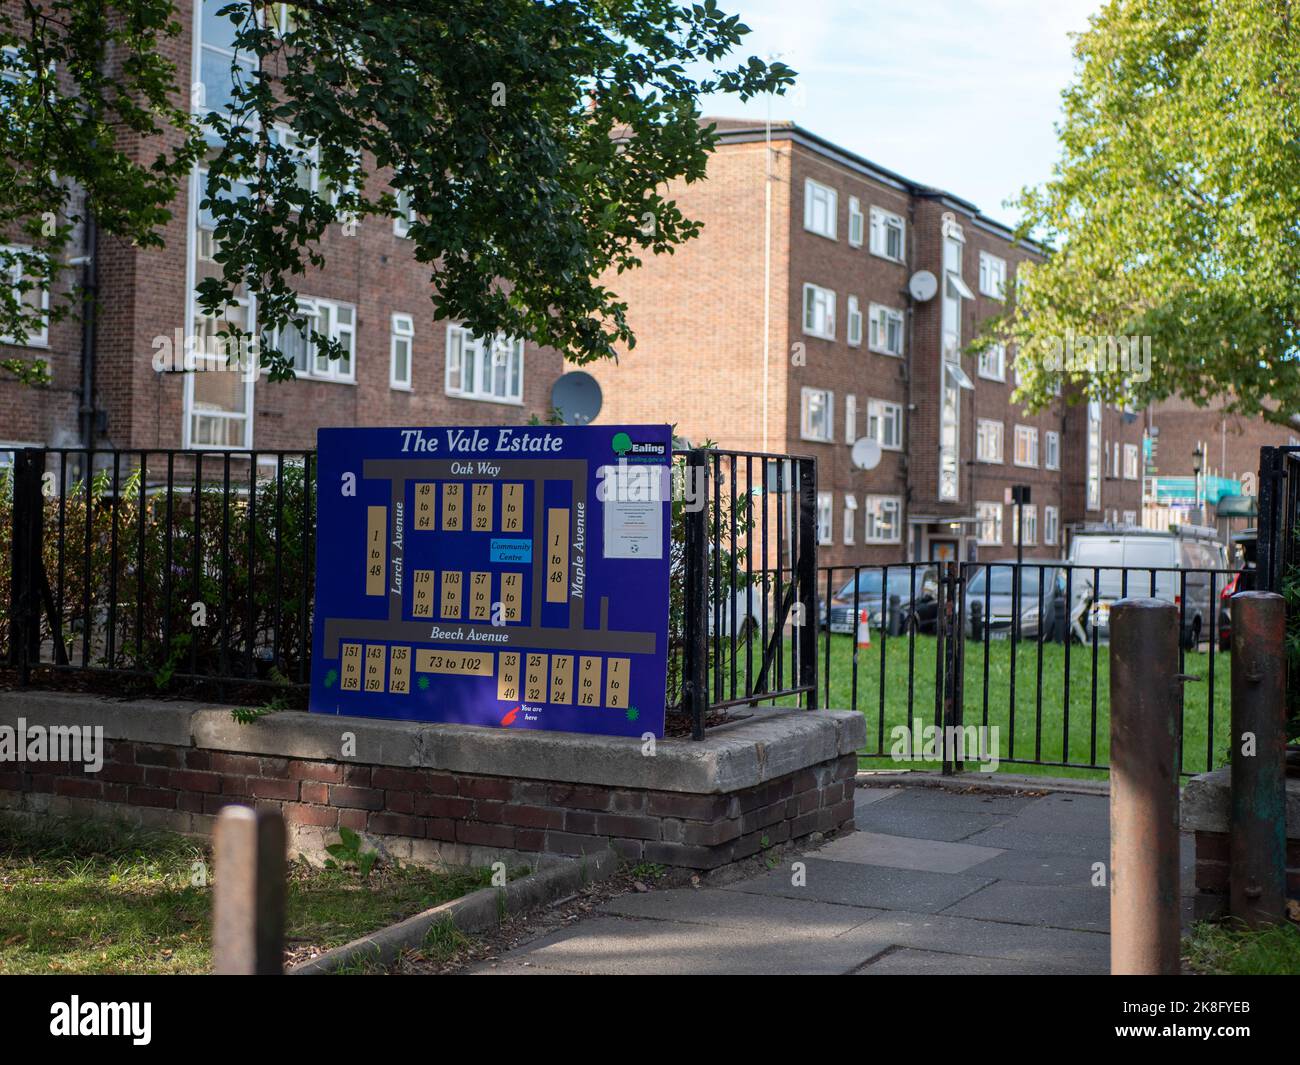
top-left (309, 425), bottom-right (672, 737)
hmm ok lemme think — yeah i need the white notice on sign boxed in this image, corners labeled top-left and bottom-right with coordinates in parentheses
top-left (598, 464), bottom-right (665, 559)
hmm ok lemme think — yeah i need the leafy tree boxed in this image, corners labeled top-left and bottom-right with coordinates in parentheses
top-left (985, 0), bottom-right (1300, 429)
top-left (1, 0), bottom-right (793, 382)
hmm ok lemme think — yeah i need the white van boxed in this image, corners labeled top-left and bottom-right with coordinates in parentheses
top-left (1066, 525), bottom-right (1230, 648)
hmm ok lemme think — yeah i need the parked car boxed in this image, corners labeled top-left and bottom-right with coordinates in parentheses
top-left (964, 560), bottom-right (1069, 641)
top-left (1066, 525), bottom-right (1230, 649)
top-left (818, 566), bottom-right (938, 635)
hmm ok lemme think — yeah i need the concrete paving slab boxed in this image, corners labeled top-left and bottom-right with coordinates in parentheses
top-left (959, 824), bottom-right (1107, 855)
top-left (854, 787), bottom-right (903, 808)
top-left (813, 831), bottom-right (1006, 874)
top-left (857, 947), bottom-right (1087, 975)
top-left (725, 856), bottom-right (994, 913)
top-left (598, 887), bottom-right (880, 935)
top-left (999, 793), bottom-right (1111, 837)
top-left (471, 915), bottom-right (894, 975)
top-left (852, 802), bottom-right (1010, 842)
top-left (941, 880), bottom-right (1110, 933)
top-left (961, 847), bottom-right (1107, 886)
top-left (870, 787), bottom-right (1038, 817)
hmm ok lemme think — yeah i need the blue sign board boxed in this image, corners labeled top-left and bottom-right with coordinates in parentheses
top-left (310, 424), bottom-right (672, 738)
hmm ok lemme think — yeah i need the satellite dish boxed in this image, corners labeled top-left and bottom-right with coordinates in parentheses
top-left (851, 437), bottom-right (882, 471)
top-left (550, 371), bottom-right (603, 425)
top-left (908, 270), bottom-right (938, 302)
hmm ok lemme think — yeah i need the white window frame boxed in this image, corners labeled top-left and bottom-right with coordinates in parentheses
top-left (866, 399), bottom-right (903, 451)
top-left (390, 313), bottom-right (413, 391)
top-left (846, 295), bottom-right (862, 347)
top-left (844, 394), bottom-right (856, 444)
top-left (444, 324), bottom-right (525, 404)
top-left (1044, 505), bottom-right (1059, 546)
top-left (869, 206), bottom-right (905, 262)
top-left (1045, 431), bottom-right (1060, 471)
top-left (270, 123), bottom-right (319, 196)
top-left (196, 0), bottom-right (258, 120)
top-left (802, 283), bottom-right (836, 340)
top-left (847, 196), bottom-right (864, 247)
top-left (803, 179), bottom-right (837, 240)
top-left (800, 386), bottom-right (834, 443)
top-left (977, 342), bottom-right (1005, 381)
top-left (1087, 399), bottom-right (1102, 511)
top-left (0, 243), bottom-right (48, 347)
top-left (1122, 509), bottom-right (1138, 526)
top-left (864, 495), bottom-right (902, 544)
top-left (393, 188), bottom-right (416, 237)
top-left (1010, 503), bottom-right (1038, 547)
top-left (1123, 443), bottom-right (1140, 480)
top-left (816, 492), bottom-right (834, 545)
top-left (975, 501), bottom-right (1003, 546)
top-left (979, 251), bottom-right (1007, 299)
top-left (843, 493), bottom-right (857, 545)
top-left (1013, 424), bottom-right (1039, 468)
top-left (868, 303), bottom-right (904, 356)
top-left (976, 419), bottom-right (1004, 464)
top-left (269, 296), bottom-right (356, 382)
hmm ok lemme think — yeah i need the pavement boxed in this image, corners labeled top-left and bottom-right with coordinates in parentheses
top-left (467, 782), bottom-right (1199, 975)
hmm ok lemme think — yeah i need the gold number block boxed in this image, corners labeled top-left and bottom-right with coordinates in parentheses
top-left (500, 572), bottom-right (522, 622)
top-left (497, 652), bottom-right (520, 702)
top-left (414, 483), bottom-right (435, 531)
top-left (524, 653), bottom-right (548, 703)
top-left (440, 570), bottom-right (462, 619)
top-left (546, 508), bottom-right (569, 604)
top-left (414, 649), bottom-right (494, 676)
top-left (549, 654), bottom-right (574, 705)
top-left (340, 643), bottom-right (362, 691)
top-left (501, 483), bottom-right (524, 532)
top-left (411, 569), bottom-right (435, 618)
top-left (364, 645), bottom-right (386, 692)
top-left (441, 483), bottom-right (463, 530)
top-left (469, 571), bottom-right (491, 621)
top-left (471, 483), bottom-right (493, 531)
top-left (366, 506), bottom-right (386, 595)
top-left (389, 645), bottom-right (411, 694)
top-left (577, 656), bottom-right (601, 707)
top-left (605, 657), bottom-right (631, 709)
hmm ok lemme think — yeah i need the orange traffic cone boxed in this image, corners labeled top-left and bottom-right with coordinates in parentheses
top-left (856, 608), bottom-right (872, 650)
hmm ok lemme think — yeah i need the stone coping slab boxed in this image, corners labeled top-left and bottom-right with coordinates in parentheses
top-left (1180, 766), bottom-right (1300, 836)
top-left (0, 691), bottom-right (865, 796)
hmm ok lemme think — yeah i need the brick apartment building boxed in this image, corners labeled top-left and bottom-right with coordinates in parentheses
top-left (585, 118), bottom-right (1145, 566)
top-left (0, 0), bottom-right (567, 462)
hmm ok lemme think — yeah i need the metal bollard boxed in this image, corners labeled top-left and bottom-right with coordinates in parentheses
top-left (1229, 591), bottom-right (1287, 929)
top-left (213, 806), bottom-right (286, 975)
top-left (1109, 598), bottom-right (1181, 975)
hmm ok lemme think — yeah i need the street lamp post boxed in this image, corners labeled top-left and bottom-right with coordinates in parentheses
top-left (1192, 444), bottom-right (1205, 526)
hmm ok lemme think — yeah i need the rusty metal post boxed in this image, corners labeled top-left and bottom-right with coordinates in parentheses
top-left (213, 806), bottom-right (286, 975)
top-left (1229, 591), bottom-right (1287, 928)
top-left (1109, 598), bottom-right (1181, 975)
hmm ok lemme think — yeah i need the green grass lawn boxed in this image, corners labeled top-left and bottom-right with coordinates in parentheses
top-left (713, 631), bottom-right (1232, 781)
top-left (1184, 920), bottom-right (1300, 975)
top-left (0, 815), bottom-right (509, 975)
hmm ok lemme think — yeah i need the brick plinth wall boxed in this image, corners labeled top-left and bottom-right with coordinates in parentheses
top-left (0, 739), bottom-right (857, 871)
top-left (1191, 829), bottom-right (1300, 921)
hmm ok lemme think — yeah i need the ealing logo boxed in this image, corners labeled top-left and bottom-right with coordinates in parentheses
top-left (50, 997), bottom-right (151, 1045)
top-left (0, 718), bottom-right (104, 772)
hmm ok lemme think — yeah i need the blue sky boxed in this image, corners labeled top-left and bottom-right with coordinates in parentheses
top-left (701, 0), bottom-right (1102, 228)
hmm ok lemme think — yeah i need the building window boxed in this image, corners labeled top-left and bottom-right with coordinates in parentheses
top-left (1044, 505), bottom-right (1059, 546)
top-left (846, 295), bottom-right (862, 347)
top-left (269, 124), bottom-right (319, 195)
top-left (978, 342), bottom-right (1005, 381)
top-left (1013, 425), bottom-right (1039, 468)
top-left (1010, 503), bottom-right (1037, 546)
top-left (393, 188), bottom-right (416, 237)
top-left (843, 494), bottom-right (857, 545)
top-left (869, 206), bottom-right (905, 262)
top-left (844, 394), bottom-right (856, 444)
top-left (1045, 431), bottom-right (1060, 471)
top-left (197, 0), bottom-right (256, 118)
top-left (866, 399), bottom-right (903, 450)
top-left (269, 297), bottom-right (356, 381)
top-left (1087, 400), bottom-right (1102, 510)
top-left (390, 313), bottom-right (413, 390)
top-left (445, 325), bottom-right (524, 403)
top-left (1122, 509), bottom-right (1138, 526)
top-left (868, 303), bottom-right (904, 356)
top-left (186, 299), bottom-right (255, 448)
top-left (976, 419), bottom-right (1004, 463)
top-left (0, 244), bottom-right (48, 346)
top-left (1123, 443), bottom-right (1140, 480)
top-left (847, 197), bottom-right (864, 247)
top-left (803, 179), bottom-right (837, 240)
top-left (816, 491), bottom-right (834, 545)
top-left (800, 386), bottom-right (834, 443)
top-left (976, 502), bottom-right (1003, 546)
top-left (938, 220), bottom-right (966, 502)
top-left (979, 251), bottom-right (1007, 299)
top-left (802, 283), bottom-right (836, 339)
top-left (864, 495), bottom-right (902, 544)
